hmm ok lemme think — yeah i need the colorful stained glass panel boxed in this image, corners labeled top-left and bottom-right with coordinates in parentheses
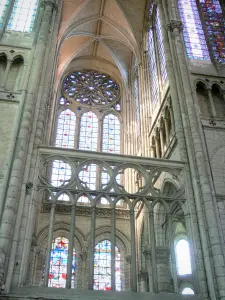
top-left (51, 160), bottom-right (71, 187)
top-left (178, 0), bottom-right (210, 60)
top-left (55, 109), bottom-right (76, 149)
top-left (93, 240), bottom-right (121, 291)
top-left (48, 237), bottom-right (76, 288)
top-left (7, 0), bottom-right (38, 32)
top-left (79, 111), bottom-right (98, 151)
top-left (102, 114), bottom-right (120, 154)
top-left (199, 0), bottom-right (225, 63)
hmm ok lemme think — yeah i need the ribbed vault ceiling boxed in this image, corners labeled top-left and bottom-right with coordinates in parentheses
top-left (57, 0), bottom-right (146, 85)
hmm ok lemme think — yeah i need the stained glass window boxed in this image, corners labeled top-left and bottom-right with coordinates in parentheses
top-left (148, 26), bottom-right (159, 104)
top-left (55, 109), bottom-right (76, 149)
top-left (48, 237), bottom-right (76, 288)
top-left (199, 0), bottom-right (225, 63)
top-left (0, 0), bottom-right (9, 28)
top-left (93, 240), bottom-right (121, 291)
top-left (155, 7), bottom-right (167, 83)
top-left (79, 164), bottom-right (97, 190)
top-left (178, 0), bottom-right (210, 60)
top-left (102, 114), bottom-right (120, 154)
top-left (63, 70), bottom-right (120, 106)
top-left (79, 111), bottom-right (98, 151)
top-left (175, 239), bottom-right (192, 275)
top-left (7, 0), bottom-right (38, 32)
top-left (51, 160), bottom-right (71, 187)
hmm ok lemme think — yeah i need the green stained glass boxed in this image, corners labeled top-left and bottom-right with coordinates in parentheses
top-left (7, 0), bottom-right (38, 32)
top-left (0, 0), bottom-right (9, 28)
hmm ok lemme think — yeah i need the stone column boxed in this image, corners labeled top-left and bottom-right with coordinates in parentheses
top-left (66, 203), bottom-right (76, 288)
top-left (150, 145), bottom-right (156, 158)
top-left (206, 88), bottom-right (216, 117)
top-left (88, 206), bottom-right (96, 289)
top-left (156, 246), bottom-right (172, 293)
top-left (138, 270), bottom-right (148, 292)
top-left (0, 0), bottom-right (57, 291)
top-left (130, 208), bottom-right (137, 291)
top-left (148, 210), bottom-right (158, 292)
top-left (159, 128), bottom-right (165, 156)
top-left (155, 136), bottom-right (160, 158)
top-left (164, 118), bottom-right (170, 145)
top-left (111, 207), bottom-right (116, 291)
top-left (74, 116), bottom-right (81, 149)
top-left (143, 247), bottom-right (153, 292)
top-left (43, 202), bottom-right (56, 286)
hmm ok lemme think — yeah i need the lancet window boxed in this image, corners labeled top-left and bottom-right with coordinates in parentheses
top-left (93, 240), bottom-right (121, 291)
top-left (178, 0), bottom-right (225, 63)
top-left (175, 239), bottom-right (192, 275)
top-left (148, 5), bottom-right (167, 105)
top-left (47, 237), bottom-right (76, 288)
top-left (0, 0), bottom-right (38, 32)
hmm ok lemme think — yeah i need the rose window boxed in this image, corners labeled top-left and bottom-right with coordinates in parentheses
top-left (63, 70), bottom-right (120, 106)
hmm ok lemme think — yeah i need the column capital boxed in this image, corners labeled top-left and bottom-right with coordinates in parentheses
top-left (166, 20), bottom-right (183, 33)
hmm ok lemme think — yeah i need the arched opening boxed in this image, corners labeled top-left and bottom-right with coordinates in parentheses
top-left (0, 54), bottom-right (7, 87)
top-left (212, 85), bottom-right (225, 119)
top-left (196, 83), bottom-right (212, 118)
top-left (182, 287), bottom-right (195, 295)
top-left (175, 239), bottom-right (192, 275)
top-left (79, 111), bottom-right (98, 151)
top-left (5, 57), bottom-right (24, 91)
top-left (55, 109), bottom-right (76, 148)
top-left (102, 114), bottom-right (120, 154)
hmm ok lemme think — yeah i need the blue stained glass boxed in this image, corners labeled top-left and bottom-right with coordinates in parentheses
top-left (55, 109), bottom-right (76, 149)
top-left (148, 27), bottom-right (159, 104)
top-left (0, 0), bottom-right (9, 28)
top-left (156, 7), bottom-right (167, 84)
top-left (102, 114), bottom-right (120, 154)
top-left (178, 0), bottom-right (210, 60)
top-left (48, 237), bottom-right (76, 288)
top-left (93, 240), bottom-right (121, 291)
top-left (199, 0), bottom-right (225, 63)
top-left (79, 111), bottom-right (98, 151)
top-left (7, 0), bottom-right (38, 32)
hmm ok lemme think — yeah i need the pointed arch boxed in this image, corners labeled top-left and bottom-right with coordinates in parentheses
top-left (79, 111), bottom-right (98, 151)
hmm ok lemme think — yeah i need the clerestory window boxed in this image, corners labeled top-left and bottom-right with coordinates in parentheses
top-left (0, 0), bottom-right (38, 32)
top-left (178, 0), bottom-right (225, 63)
top-left (175, 238), bottom-right (192, 275)
top-left (148, 5), bottom-right (167, 105)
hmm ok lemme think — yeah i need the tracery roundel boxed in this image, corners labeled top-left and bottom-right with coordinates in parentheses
top-left (63, 70), bottom-right (120, 106)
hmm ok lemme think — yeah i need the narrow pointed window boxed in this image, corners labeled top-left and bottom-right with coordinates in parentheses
top-left (155, 7), bottom-right (167, 83)
top-left (178, 0), bottom-right (210, 60)
top-left (55, 109), bottom-right (76, 149)
top-left (175, 239), bottom-right (192, 275)
top-left (47, 237), bottom-right (76, 288)
top-left (93, 240), bottom-right (121, 291)
top-left (7, 0), bottom-right (38, 32)
top-left (148, 23), bottom-right (159, 104)
top-left (79, 111), bottom-right (98, 151)
top-left (102, 114), bottom-right (120, 154)
top-left (0, 0), bottom-right (10, 28)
